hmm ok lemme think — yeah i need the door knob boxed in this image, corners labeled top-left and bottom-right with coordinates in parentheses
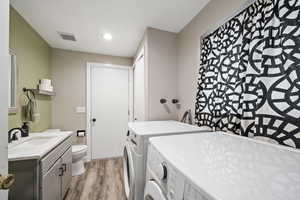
top-left (0, 174), bottom-right (15, 190)
top-left (92, 118), bottom-right (96, 122)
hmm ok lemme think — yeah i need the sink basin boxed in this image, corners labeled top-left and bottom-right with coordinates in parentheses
top-left (9, 136), bottom-right (57, 151)
top-left (8, 131), bottom-right (72, 162)
top-left (22, 136), bottom-right (56, 146)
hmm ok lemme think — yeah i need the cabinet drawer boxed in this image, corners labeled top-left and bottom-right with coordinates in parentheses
top-left (40, 136), bottom-right (72, 175)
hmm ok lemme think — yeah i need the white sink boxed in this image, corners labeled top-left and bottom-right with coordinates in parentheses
top-left (8, 131), bottom-right (73, 161)
top-left (22, 136), bottom-right (56, 146)
top-left (8, 136), bottom-right (57, 154)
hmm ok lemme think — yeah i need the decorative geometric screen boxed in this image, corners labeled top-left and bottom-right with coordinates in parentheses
top-left (195, 0), bottom-right (300, 148)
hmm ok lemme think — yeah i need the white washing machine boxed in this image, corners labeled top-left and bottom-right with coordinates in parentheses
top-left (149, 132), bottom-right (300, 200)
top-left (144, 142), bottom-right (185, 200)
top-left (123, 120), bottom-right (211, 200)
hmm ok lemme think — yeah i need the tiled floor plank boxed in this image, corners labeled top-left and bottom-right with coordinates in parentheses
top-left (64, 158), bottom-right (126, 200)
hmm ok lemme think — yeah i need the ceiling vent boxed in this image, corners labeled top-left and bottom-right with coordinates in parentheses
top-left (58, 32), bottom-right (76, 41)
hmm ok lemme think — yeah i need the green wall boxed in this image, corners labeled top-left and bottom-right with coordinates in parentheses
top-left (9, 7), bottom-right (52, 132)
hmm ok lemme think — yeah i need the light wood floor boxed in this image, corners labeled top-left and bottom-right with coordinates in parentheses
top-left (64, 158), bottom-right (126, 200)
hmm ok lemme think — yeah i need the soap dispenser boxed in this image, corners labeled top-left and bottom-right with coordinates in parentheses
top-left (21, 122), bottom-right (29, 137)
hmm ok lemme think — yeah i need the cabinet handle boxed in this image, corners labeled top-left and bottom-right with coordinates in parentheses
top-left (58, 167), bottom-right (64, 176)
top-left (62, 163), bottom-right (67, 172)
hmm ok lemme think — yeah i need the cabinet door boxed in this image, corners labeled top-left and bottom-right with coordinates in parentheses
top-left (42, 158), bottom-right (62, 200)
top-left (61, 148), bottom-right (72, 199)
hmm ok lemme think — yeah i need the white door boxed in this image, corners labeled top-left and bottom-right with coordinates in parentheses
top-left (133, 50), bottom-right (145, 121)
top-left (0, 0), bottom-right (9, 198)
top-left (91, 65), bottom-right (129, 159)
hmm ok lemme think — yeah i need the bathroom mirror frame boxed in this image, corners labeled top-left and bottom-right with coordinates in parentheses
top-left (8, 49), bottom-right (18, 114)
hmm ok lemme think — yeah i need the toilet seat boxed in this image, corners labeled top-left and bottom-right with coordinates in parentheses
top-left (72, 145), bottom-right (88, 154)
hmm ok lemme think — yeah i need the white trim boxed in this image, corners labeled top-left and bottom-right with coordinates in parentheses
top-left (133, 47), bottom-right (148, 121)
top-left (8, 51), bottom-right (18, 114)
top-left (86, 63), bottom-right (91, 161)
top-left (86, 62), bottom-right (132, 161)
top-left (87, 62), bottom-right (131, 70)
top-left (8, 107), bottom-right (18, 114)
top-left (128, 67), bottom-right (134, 122)
top-left (134, 47), bottom-right (144, 64)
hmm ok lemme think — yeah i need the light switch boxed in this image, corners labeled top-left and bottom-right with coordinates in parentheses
top-left (75, 106), bottom-right (86, 113)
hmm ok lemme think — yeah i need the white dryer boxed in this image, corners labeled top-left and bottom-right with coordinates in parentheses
top-left (144, 142), bottom-right (185, 200)
top-left (123, 120), bottom-right (211, 200)
top-left (149, 132), bottom-right (300, 200)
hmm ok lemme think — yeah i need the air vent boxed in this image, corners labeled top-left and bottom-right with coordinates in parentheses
top-left (58, 32), bottom-right (76, 41)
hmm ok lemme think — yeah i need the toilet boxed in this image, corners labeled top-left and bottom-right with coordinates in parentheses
top-left (72, 145), bottom-right (88, 176)
top-left (43, 129), bottom-right (88, 176)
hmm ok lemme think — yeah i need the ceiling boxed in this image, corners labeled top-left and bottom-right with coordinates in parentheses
top-left (11, 0), bottom-right (210, 57)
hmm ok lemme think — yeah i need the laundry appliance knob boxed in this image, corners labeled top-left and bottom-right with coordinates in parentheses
top-left (157, 163), bottom-right (168, 181)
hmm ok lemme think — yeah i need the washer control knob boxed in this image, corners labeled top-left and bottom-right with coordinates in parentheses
top-left (157, 163), bottom-right (168, 180)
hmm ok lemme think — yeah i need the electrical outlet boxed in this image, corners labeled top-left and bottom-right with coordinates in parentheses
top-left (75, 106), bottom-right (86, 113)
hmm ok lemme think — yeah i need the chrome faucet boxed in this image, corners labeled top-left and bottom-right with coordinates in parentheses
top-left (8, 128), bottom-right (23, 143)
top-left (180, 109), bottom-right (193, 125)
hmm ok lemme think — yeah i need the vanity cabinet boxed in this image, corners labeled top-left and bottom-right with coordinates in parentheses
top-left (9, 135), bottom-right (72, 200)
top-left (41, 148), bottom-right (72, 200)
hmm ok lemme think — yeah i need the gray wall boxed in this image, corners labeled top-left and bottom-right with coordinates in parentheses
top-left (51, 48), bottom-right (133, 144)
top-left (147, 28), bottom-right (178, 120)
top-left (176, 0), bottom-right (246, 121)
top-left (134, 28), bottom-right (178, 121)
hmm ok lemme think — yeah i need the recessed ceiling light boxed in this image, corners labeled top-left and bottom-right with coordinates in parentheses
top-left (103, 33), bottom-right (112, 41)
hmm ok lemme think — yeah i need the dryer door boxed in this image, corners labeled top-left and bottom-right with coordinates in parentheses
top-left (123, 144), bottom-right (135, 199)
top-left (144, 180), bottom-right (167, 200)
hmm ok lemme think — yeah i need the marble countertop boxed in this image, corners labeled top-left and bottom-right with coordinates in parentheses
top-left (8, 131), bottom-right (73, 161)
top-left (150, 132), bottom-right (300, 200)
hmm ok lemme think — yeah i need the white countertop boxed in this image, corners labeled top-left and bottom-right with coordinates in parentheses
top-left (128, 120), bottom-right (211, 136)
top-left (8, 131), bottom-right (73, 161)
top-left (150, 132), bottom-right (300, 200)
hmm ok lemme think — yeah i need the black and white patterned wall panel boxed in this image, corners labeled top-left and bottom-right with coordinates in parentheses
top-left (195, 0), bottom-right (300, 148)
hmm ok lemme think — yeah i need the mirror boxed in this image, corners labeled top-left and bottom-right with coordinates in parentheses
top-left (8, 50), bottom-right (18, 114)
